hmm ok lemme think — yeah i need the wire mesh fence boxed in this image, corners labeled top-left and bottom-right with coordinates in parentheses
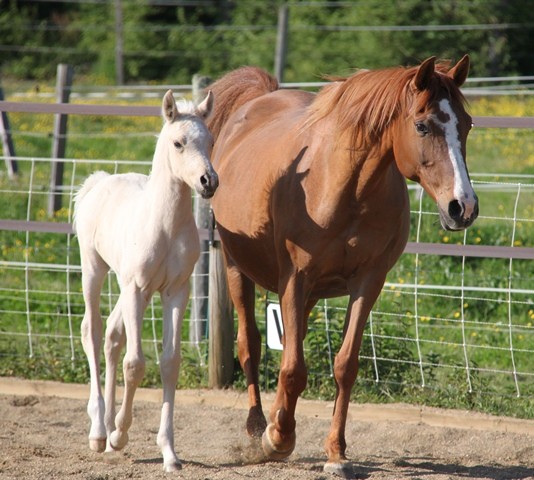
top-left (1, 155), bottom-right (533, 404)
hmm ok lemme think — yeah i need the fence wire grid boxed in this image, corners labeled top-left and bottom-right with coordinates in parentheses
top-left (0, 156), bottom-right (533, 402)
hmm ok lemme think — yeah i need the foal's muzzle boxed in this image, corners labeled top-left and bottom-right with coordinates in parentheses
top-left (199, 171), bottom-right (219, 199)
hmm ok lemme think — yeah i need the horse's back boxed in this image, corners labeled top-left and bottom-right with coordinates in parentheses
top-left (211, 89), bottom-right (319, 291)
top-left (212, 89), bottom-right (314, 193)
top-left (75, 172), bottom-right (146, 226)
top-left (75, 171), bottom-right (148, 262)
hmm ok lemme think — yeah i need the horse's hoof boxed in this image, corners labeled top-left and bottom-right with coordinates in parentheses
top-left (163, 460), bottom-right (182, 472)
top-left (109, 430), bottom-right (128, 451)
top-left (261, 423), bottom-right (296, 460)
top-left (88, 438), bottom-right (106, 453)
top-left (246, 406), bottom-right (268, 438)
top-left (324, 460), bottom-right (355, 479)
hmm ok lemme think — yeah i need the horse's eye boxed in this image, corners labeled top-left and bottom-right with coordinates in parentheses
top-left (174, 141), bottom-right (183, 150)
top-left (415, 122), bottom-right (429, 136)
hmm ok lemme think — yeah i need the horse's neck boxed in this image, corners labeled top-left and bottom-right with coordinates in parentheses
top-left (317, 124), bottom-right (395, 197)
top-left (145, 148), bottom-right (193, 235)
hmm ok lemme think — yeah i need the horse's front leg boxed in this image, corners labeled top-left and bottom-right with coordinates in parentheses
top-left (262, 270), bottom-right (308, 460)
top-left (80, 258), bottom-right (108, 453)
top-left (109, 284), bottom-right (148, 451)
top-left (226, 262), bottom-right (267, 438)
top-left (103, 301), bottom-right (125, 451)
top-left (156, 284), bottom-right (190, 472)
top-left (323, 271), bottom-right (387, 478)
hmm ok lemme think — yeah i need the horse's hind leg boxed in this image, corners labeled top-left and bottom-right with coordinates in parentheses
top-left (109, 284), bottom-right (147, 451)
top-left (103, 300), bottom-right (125, 451)
top-left (80, 254), bottom-right (108, 453)
top-left (156, 285), bottom-right (189, 472)
top-left (226, 262), bottom-right (267, 438)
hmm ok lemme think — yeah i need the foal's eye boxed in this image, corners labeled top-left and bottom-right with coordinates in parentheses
top-left (174, 140), bottom-right (184, 150)
top-left (415, 122), bottom-right (429, 136)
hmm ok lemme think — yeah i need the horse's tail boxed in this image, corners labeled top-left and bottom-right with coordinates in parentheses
top-left (72, 171), bottom-right (110, 233)
top-left (205, 66), bottom-right (279, 141)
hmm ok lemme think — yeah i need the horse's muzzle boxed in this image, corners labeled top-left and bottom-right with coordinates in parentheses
top-left (199, 172), bottom-right (219, 199)
top-left (439, 196), bottom-right (479, 231)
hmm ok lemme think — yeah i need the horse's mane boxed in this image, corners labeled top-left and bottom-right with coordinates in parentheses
top-left (206, 66), bottom-right (279, 140)
top-left (175, 98), bottom-right (197, 115)
top-left (306, 60), bottom-right (467, 148)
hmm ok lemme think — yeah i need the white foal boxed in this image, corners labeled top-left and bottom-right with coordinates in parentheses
top-left (74, 90), bottom-right (217, 472)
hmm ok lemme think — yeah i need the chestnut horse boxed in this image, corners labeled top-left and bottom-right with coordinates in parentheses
top-left (207, 56), bottom-right (478, 477)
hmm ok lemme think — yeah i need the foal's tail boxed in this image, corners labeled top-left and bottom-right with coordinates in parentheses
top-left (72, 171), bottom-right (110, 233)
top-left (205, 66), bottom-right (279, 141)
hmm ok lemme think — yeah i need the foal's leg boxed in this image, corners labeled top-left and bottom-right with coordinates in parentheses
top-left (103, 301), bottom-right (125, 451)
top-left (226, 262), bottom-right (267, 438)
top-left (323, 271), bottom-right (387, 478)
top-left (109, 284), bottom-right (148, 451)
top-left (80, 254), bottom-right (108, 453)
top-left (156, 284), bottom-right (189, 472)
top-left (262, 270), bottom-right (308, 460)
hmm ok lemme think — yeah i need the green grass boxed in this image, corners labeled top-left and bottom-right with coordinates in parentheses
top-left (1, 90), bottom-right (533, 418)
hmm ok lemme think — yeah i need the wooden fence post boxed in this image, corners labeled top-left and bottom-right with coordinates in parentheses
top-left (114, 0), bottom-right (124, 85)
top-left (274, 4), bottom-right (289, 83)
top-left (190, 74), bottom-right (212, 345)
top-left (208, 237), bottom-right (234, 388)
top-left (0, 86), bottom-right (18, 178)
top-left (48, 64), bottom-right (73, 216)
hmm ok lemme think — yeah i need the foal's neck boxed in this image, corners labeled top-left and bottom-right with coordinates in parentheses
top-left (146, 143), bottom-right (193, 233)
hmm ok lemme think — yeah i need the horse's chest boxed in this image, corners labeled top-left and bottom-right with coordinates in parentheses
top-left (299, 201), bottom-right (410, 285)
top-left (343, 207), bottom-right (409, 269)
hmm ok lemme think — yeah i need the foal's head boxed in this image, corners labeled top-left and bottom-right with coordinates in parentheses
top-left (393, 55), bottom-right (478, 231)
top-left (160, 90), bottom-right (218, 199)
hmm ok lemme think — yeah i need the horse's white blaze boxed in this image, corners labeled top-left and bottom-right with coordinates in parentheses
top-left (437, 99), bottom-right (476, 219)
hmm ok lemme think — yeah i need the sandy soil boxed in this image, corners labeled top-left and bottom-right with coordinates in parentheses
top-left (0, 383), bottom-right (533, 480)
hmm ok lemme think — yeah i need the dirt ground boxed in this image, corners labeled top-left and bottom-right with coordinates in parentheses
top-left (0, 380), bottom-right (533, 480)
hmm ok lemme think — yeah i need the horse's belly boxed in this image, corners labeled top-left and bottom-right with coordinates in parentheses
top-left (216, 224), bottom-right (280, 292)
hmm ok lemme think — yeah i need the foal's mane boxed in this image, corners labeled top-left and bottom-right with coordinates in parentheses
top-left (306, 60), bottom-right (467, 147)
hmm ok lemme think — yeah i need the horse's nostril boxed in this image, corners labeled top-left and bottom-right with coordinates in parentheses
top-left (448, 200), bottom-right (463, 219)
top-left (200, 173), bottom-right (218, 192)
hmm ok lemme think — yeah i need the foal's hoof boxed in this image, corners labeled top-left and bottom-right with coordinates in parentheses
top-left (261, 423), bottom-right (296, 460)
top-left (109, 430), bottom-right (129, 451)
top-left (324, 460), bottom-right (355, 479)
top-left (89, 438), bottom-right (106, 453)
top-left (163, 460), bottom-right (182, 473)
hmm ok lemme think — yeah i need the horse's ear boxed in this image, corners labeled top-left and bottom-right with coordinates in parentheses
top-left (162, 89), bottom-right (178, 123)
top-left (412, 56), bottom-right (436, 91)
top-left (196, 90), bottom-right (214, 119)
top-left (448, 54), bottom-right (470, 87)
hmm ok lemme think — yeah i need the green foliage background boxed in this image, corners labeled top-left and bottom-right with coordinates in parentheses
top-left (1, 0), bottom-right (533, 83)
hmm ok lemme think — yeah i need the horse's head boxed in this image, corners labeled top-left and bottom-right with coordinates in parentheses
top-left (161, 90), bottom-right (218, 199)
top-left (393, 55), bottom-right (478, 231)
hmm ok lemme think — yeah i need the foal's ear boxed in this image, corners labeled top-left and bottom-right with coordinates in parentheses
top-left (448, 54), bottom-right (470, 87)
top-left (162, 89), bottom-right (178, 123)
top-left (412, 56), bottom-right (436, 91)
top-left (196, 90), bottom-right (214, 120)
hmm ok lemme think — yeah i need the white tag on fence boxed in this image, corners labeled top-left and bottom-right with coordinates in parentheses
top-left (266, 303), bottom-right (284, 350)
